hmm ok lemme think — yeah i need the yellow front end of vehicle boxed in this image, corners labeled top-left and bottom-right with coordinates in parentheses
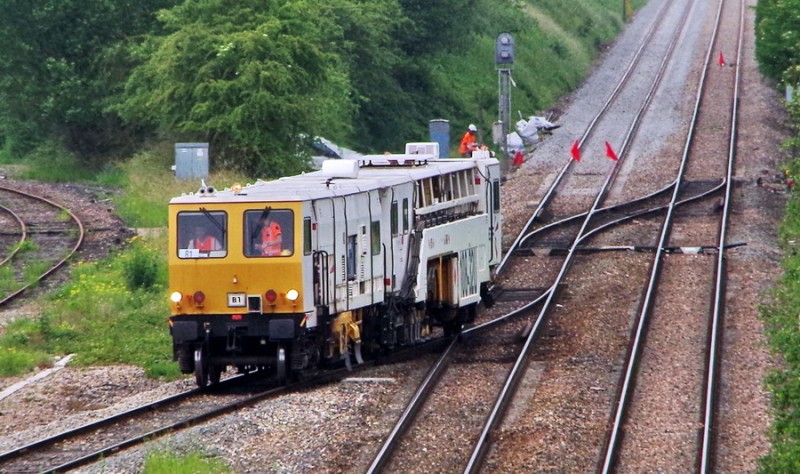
top-left (165, 200), bottom-right (314, 386)
top-left (167, 201), bottom-right (307, 316)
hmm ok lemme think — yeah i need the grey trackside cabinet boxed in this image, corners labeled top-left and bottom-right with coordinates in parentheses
top-left (174, 143), bottom-right (209, 180)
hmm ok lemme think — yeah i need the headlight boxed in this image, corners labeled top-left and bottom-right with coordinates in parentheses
top-left (286, 289), bottom-right (299, 301)
top-left (170, 291), bottom-right (183, 303)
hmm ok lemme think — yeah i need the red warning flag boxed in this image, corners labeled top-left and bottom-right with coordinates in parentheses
top-left (570, 140), bottom-right (581, 162)
top-left (604, 141), bottom-right (619, 161)
top-left (513, 151), bottom-right (524, 166)
top-left (718, 51), bottom-right (725, 67)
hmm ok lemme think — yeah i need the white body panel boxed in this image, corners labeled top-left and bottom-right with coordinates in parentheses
top-left (415, 215), bottom-right (490, 306)
top-left (171, 154), bottom-right (502, 314)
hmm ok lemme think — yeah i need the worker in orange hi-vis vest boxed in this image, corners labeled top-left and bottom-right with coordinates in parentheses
top-left (260, 218), bottom-right (283, 256)
top-left (188, 225), bottom-right (222, 251)
top-left (459, 124), bottom-right (479, 157)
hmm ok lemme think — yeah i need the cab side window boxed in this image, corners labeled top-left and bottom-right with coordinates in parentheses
top-left (244, 209), bottom-right (295, 257)
top-left (177, 211), bottom-right (227, 259)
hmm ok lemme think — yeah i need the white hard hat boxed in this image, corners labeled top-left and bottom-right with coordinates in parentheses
top-left (468, 124), bottom-right (477, 132)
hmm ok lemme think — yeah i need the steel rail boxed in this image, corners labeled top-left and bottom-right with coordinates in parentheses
top-left (466, 0), bottom-right (699, 471)
top-left (0, 386), bottom-right (205, 465)
top-left (599, 0), bottom-right (727, 470)
top-left (699, 0), bottom-right (744, 471)
top-left (366, 10), bottom-right (695, 463)
top-left (364, 285), bottom-right (555, 472)
top-left (495, 0), bottom-right (674, 276)
top-left (0, 203), bottom-right (27, 266)
top-left (367, 168), bottom-right (720, 472)
top-left (0, 335), bottom-right (452, 472)
top-left (345, 148), bottom-right (723, 472)
top-left (516, 178), bottom-right (724, 251)
top-left (0, 184), bottom-right (85, 306)
top-left (530, 178), bottom-right (726, 252)
top-left (366, 337), bottom-right (460, 474)
top-left (356, 0), bottom-right (696, 470)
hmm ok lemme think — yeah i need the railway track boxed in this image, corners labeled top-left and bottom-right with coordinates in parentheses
top-left (363, 0), bottom-right (753, 471)
top-left (0, 0), bottom-right (774, 471)
top-left (0, 183), bottom-right (84, 306)
top-left (0, 334), bottom-right (456, 473)
top-left (601, 0), bottom-right (745, 471)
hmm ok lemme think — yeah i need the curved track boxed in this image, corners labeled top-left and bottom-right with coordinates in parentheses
top-left (0, 0), bottom-right (755, 471)
top-left (0, 337), bottom-right (452, 473)
top-left (364, 0), bottom-right (713, 471)
top-left (600, 0), bottom-right (745, 471)
top-left (0, 184), bottom-right (84, 306)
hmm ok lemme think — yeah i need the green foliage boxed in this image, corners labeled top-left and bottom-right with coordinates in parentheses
top-left (755, 0), bottom-right (800, 83)
top-left (424, 0), bottom-right (624, 149)
top-left (144, 451), bottom-right (232, 474)
top-left (760, 254), bottom-right (800, 471)
top-left (760, 439), bottom-right (800, 473)
top-left (1, 0), bottom-right (636, 176)
top-left (0, 346), bottom-right (51, 377)
top-left (0, 0), bottom-right (176, 162)
top-left (22, 260), bottom-right (50, 287)
top-left (397, 0), bottom-right (474, 56)
top-left (0, 0), bottom-right (644, 382)
top-left (0, 265), bottom-right (14, 295)
top-left (0, 150), bottom-right (253, 379)
top-left (114, 0), bottom-right (632, 173)
top-left (16, 142), bottom-right (98, 182)
top-left (0, 236), bottom-right (180, 380)
top-left (0, 252), bottom-right (47, 300)
top-left (116, 0), bottom-right (356, 177)
top-left (785, 100), bottom-right (800, 153)
top-left (112, 146), bottom-right (248, 228)
top-left (758, 71), bottom-right (800, 471)
top-left (122, 239), bottom-right (165, 291)
top-left (15, 239), bottom-right (38, 254)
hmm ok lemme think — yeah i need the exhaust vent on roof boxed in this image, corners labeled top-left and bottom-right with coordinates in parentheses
top-left (320, 159), bottom-right (359, 178)
top-left (404, 142), bottom-right (439, 158)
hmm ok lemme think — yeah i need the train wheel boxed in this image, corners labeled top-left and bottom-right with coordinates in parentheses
top-left (194, 348), bottom-right (209, 388)
top-left (209, 364), bottom-right (223, 385)
top-left (443, 319), bottom-right (463, 338)
top-left (276, 345), bottom-right (287, 384)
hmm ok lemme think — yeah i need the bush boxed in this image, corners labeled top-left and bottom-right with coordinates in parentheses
top-left (18, 142), bottom-right (97, 183)
top-left (0, 346), bottom-right (51, 377)
top-left (122, 239), bottom-right (165, 291)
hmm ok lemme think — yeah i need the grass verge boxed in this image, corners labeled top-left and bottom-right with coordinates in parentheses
top-left (0, 143), bottom-right (247, 379)
top-left (759, 100), bottom-right (800, 472)
top-left (143, 451), bottom-right (232, 474)
top-left (0, 236), bottom-right (180, 379)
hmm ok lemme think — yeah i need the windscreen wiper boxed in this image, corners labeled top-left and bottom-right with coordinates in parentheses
top-left (199, 207), bottom-right (225, 235)
top-left (250, 206), bottom-right (272, 242)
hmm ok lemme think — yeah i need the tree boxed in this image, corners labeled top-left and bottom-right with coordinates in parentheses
top-left (116, 0), bottom-right (357, 177)
top-left (755, 0), bottom-right (800, 83)
top-left (397, 0), bottom-right (477, 55)
top-left (0, 0), bottom-right (175, 161)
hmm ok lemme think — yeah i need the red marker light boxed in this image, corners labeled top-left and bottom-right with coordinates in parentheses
top-left (231, 314), bottom-right (243, 321)
top-left (193, 291), bottom-right (205, 304)
top-left (265, 290), bottom-right (277, 303)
